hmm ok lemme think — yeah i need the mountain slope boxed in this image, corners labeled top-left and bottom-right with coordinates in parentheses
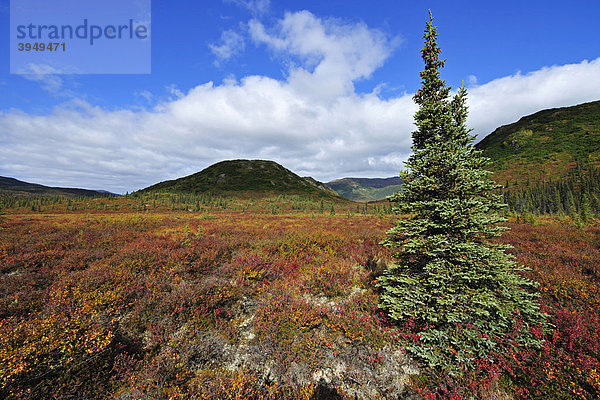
top-left (326, 177), bottom-right (403, 202)
top-left (0, 176), bottom-right (109, 197)
top-left (141, 159), bottom-right (342, 198)
top-left (476, 100), bottom-right (600, 185)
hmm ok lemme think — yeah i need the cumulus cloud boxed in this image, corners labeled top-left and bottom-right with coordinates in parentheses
top-left (1, 11), bottom-right (599, 194)
top-left (249, 11), bottom-right (393, 101)
top-left (467, 58), bottom-right (600, 138)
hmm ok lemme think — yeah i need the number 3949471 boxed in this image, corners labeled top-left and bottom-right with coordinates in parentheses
top-left (17, 42), bottom-right (66, 51)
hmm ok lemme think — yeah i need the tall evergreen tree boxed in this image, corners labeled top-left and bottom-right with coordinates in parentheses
top-left (378, 12), bottom-right (545, 373)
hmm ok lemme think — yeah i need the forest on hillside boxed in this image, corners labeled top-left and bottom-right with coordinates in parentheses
top-left (503, 161), bottom-right (600, 223)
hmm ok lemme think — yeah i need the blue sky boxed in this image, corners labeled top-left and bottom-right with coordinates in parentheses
top-left (1, 0), bottom-right (599, 193)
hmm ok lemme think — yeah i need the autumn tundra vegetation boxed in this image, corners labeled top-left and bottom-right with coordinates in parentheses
top-left (1, 14), bottom-right (600, 400)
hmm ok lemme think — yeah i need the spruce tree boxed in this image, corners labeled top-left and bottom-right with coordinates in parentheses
top-left (378, 12), bottom-right (545, 373)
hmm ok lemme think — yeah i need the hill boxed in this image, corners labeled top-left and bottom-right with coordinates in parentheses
top-left (326, 177), bottom-right (403, 202)
top-left (140, 159), bottom-right (342, 199)
top-left (476, 100), bottom-right (600, 186)
top-left (0, 176), bottom-right (109, 198)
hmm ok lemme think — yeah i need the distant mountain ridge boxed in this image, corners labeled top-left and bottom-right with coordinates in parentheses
top-left (140, 159), bottom-right (342, 199)
top-left (0, 176), bottom-right (109, 197)
top-left (476, 100), bottom-right (600, 185)
top-left (326, 177), bottom-right (403, 202)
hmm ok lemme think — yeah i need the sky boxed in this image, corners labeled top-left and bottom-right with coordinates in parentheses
top-left (1, 0), bottom-right (599, 194)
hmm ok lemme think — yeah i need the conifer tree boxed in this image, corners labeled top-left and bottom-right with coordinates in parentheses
top-left (378, 12), bottom-right (545, 373)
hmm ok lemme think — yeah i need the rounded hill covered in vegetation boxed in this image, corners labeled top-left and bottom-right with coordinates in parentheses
top-left (140, 159), bottom-right (342, 198)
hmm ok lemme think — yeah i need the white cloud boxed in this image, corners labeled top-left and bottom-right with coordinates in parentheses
top-left (1, 11), bottom-right (599, 194)
top-left (467, 74), bottom-right (478, 86)
top-left (165, 84), bottom-right (184, 100)
top-left (224, 0), bottom-right (270, 15)
top-left (249, 11), bottom-right (394, 101)
top-left (209, 29), bottom-right (246, 64)
top-left (135, 90), bottom-right (154, 104)
top-left (18, 63), bottom-right (64, 94)
top-left (467, 58), bottom-right (600, 138)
